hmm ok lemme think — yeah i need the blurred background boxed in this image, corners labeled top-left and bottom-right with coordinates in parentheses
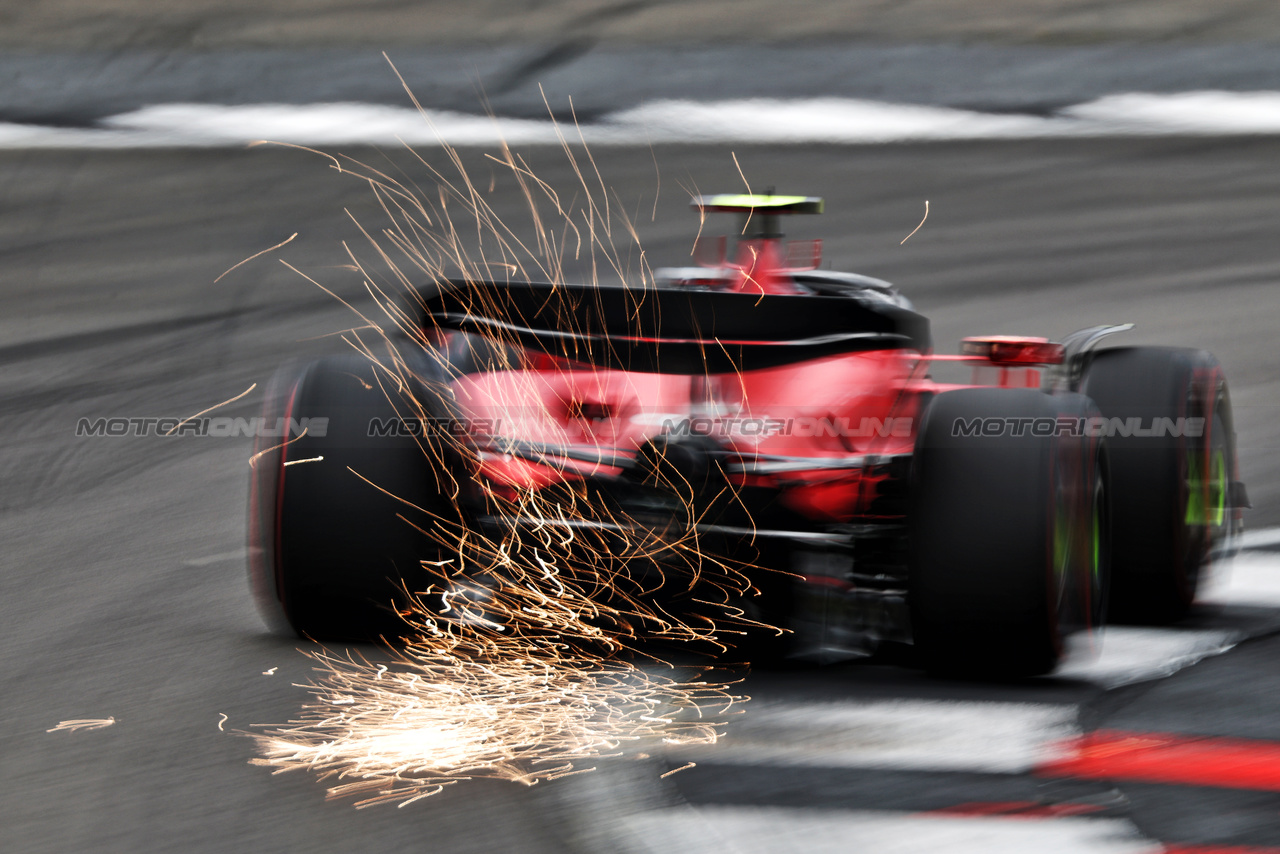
top-left (5, 2), bottom-right (1280, 852)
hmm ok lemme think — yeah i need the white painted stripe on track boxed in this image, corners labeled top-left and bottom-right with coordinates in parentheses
top-left (622, 807), bottom-right (1161, 854)
top-left (1055, 551), bottom-right (1280, 687)
top-left (1204, 550), bottom-right (1280, 607)
top-left (668, 611), bottom-right (1273, 771)
top-left (627, 549), bottom-right (1280, 854)
top-left (1056, 628), bottom-right (1236, 689)
top-left (1238, 525), bottom-right (1280, 551)
top-left (667, 700), bottom-right (1077, 774)
top-left (10, 92), bottom-right (1280, 148)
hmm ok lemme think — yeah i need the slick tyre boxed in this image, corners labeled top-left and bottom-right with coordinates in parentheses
top-left (1079, 347), bottom-right (1238, 623)
top-left (910, 389), bottom-right (1108, 678)
top-left (247, 352), bottom-right (468, 642)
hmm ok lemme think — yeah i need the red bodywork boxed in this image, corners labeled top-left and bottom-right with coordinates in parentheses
top-left (441, 228), bottom-right (1056, 525)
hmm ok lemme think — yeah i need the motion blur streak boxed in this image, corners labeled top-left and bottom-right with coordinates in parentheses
top-left (622, 806), bottom-right (1159, 853)
top-left (928, 801), bottom-right (1106, 818)
top-left (250, 130), bottom-right (759, 806)
top-left (14, 92), bottom-right (1280, 149)
top-left (1040, 731), bottom-right (1280, 790)
top-left (1163, 846), bottom-right (1280, 853)
top-left (665, 700), bottom-right (1077, 773)
top-left (46, 717), bottom-right (116, 733)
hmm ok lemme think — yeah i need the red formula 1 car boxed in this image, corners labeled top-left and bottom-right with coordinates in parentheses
top-left (248, 195), bottom-right (1247, 677)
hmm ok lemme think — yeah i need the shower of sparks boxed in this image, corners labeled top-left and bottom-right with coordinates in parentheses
top-left (254, 643), bottom-right (740, 807)
top-left (47, 717), bottom-right (115, 733)
top-left (250, 114), bottom-right (777, 806)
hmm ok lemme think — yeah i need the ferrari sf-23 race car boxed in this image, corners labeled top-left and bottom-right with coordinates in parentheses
top-left (248, 195), bottom-right (1248, 677)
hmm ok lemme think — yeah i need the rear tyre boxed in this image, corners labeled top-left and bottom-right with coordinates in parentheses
top-left (1079, 347), bottom-right (1238, 623)
top-left (910, 389), bottom-right (1107, 678)
top-left (247, 352), bottom-right (468, 642)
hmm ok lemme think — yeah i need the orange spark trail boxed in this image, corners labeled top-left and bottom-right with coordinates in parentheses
top-left (249, 123), bottom-right (773, 806)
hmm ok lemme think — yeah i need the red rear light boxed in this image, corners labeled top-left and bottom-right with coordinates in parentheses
top-left (961, 336), bottom-right (1065, 366)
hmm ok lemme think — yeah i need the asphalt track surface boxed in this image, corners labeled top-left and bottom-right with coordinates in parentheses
top-left (5, 138), bottom-right (1280, 852)
top-left (6, 0), bottom-right (1280, 51)
top-left (8, 43), bottom-right (1280, 125)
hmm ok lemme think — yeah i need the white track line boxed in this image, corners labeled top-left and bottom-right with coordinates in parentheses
top-left (1204, 549), bottom-right (1280, 607)
top-left (631, 547), bottom-right (1280, 853)
top-left (1056, 550), bottom-right (1280, 687)
top-left (669, 700), bottom-right (1077, 774)
top-left (622, 807), bottom-right (1161, 854)
top-left (1237, 525), bottom-right (1280, 551)
top-left (629, 537), bottom-right (1280, 850)
top-left (10, 92), bottom-right (1280, 148)
top-left (1056, 628), bottom-right (1236, 689)
top-left (665, 554), bottom-right (1280, 772)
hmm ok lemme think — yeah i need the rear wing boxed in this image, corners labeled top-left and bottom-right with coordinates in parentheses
top-left (412, 280), bottom-right (931, 374)
top-left (693, 194), bottom-right (824, 215)
top-left (693, 194), bottom-right (823, 240)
